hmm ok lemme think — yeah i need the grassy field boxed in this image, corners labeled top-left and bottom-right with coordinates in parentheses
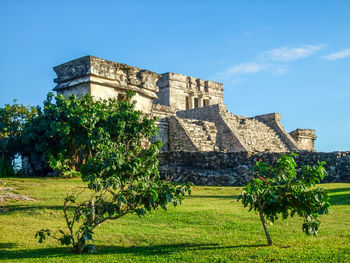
top-left (0, 178), bottom-right (349, 263)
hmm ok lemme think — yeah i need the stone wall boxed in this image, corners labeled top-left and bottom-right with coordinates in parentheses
top-left (56, 83), bottom-right (91, 99)
top-left (151, 104), bottom-right (177, 151)
top-left (22, 153), bottom-right (55, 177)
top-left (159, 151), bottom-right (350, 186)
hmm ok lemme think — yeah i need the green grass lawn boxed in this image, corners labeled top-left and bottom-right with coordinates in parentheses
top-left (0, 178), bottom-right (349, 262)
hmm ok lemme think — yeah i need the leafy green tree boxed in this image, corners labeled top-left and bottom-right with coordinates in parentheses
top-left (22, 92), bottom-right (140, 176)
top-left (36, 92), bottom-right (192, 253)
top-left (21, 92), bottom-right (100, 176)
top-left (238, 153), bottom-right (331, 246)
top-left (0, 101), bottom-right (37, 176)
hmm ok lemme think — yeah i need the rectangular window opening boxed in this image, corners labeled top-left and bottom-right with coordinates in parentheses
top-left (186, 96), bottom-right (190, 110)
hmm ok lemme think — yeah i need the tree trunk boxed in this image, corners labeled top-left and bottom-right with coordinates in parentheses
top-left (75, 239), bottom-right (86, 254)
top-left (26, 153), bottom-right (36, 176)
top-left (75, 241), bottom-right (96, 254)
top-left (259, 208), bottom-right (273, 246)
top-left (89, 199), bottom-right (95, 224)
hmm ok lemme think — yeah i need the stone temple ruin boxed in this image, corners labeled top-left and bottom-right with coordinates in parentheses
top-left (23, 55), bottom-right (350, 185)
top-left (53, 55), bottom-right (317, 154)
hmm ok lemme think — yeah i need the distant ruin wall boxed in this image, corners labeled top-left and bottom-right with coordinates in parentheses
top-left (159, 151), bottom-right (350, 186)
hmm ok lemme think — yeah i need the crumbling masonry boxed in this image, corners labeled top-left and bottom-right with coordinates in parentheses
top-left (53, 56), bottom-right (317, 154)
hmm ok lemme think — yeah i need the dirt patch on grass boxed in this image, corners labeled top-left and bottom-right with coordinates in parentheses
top-left (0, 187), bottom-right (36, 203)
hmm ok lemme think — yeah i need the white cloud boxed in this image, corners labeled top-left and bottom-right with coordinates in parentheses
top-left (321, 49), bottom-right (350, 61)
top-left (213, 44), bottom-right (325, 82)
top-left (222, 62), bottom-right (267, 75)
top-left (265, 44), bottom-right (325, 62)
top-left (214, 62), bottom-right (289, 82)
top-left (211, 62), bottom-right (266, 85)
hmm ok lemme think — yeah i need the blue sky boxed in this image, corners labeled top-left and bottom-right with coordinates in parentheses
top-left (0, 0), bottom-right (349, 152)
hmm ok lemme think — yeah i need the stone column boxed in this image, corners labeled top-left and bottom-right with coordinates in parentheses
top-left (190, 96), bottom-right (194, 109)
top-left (199, 98), bottom-right (203, 108)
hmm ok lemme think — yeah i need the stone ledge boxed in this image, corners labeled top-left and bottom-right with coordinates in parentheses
top-left (54, 56), bottom-right (160, 94)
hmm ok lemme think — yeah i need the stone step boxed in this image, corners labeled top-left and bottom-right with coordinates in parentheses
top-left (177, 118), bottom-right (217, 152)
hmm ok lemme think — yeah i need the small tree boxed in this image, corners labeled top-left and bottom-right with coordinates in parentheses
top-left (238, 153), bottom-right (331, 246)
top-left (36, 92), bottom-right (192, 253)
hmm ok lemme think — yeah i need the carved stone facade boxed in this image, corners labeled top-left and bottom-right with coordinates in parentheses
top-left (53, 56), bottom-right (317, 153)
top-left (154, 73), bottom-right (224, 110)
top-left (54, 56), bottom-right (159, 113)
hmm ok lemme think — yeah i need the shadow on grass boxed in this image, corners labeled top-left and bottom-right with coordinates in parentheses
top-left (326, 187), bottom-right (350, 194)
top-left (326, 187), bottom-right (350, 205)
top-left (0, 205), bottom-right (73, 214)
top-left (188, 195), bottom-right (240, 199)
top-left (0, 243), bottom-right (17, 249)
top-left (0, 243), bottom-right (267, 259)
top-left (328, 193), bottom-right (350, 205)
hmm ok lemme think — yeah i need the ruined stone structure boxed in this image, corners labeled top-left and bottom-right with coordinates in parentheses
top-left (19, 55), bottom-right (349, 184)
top-left (54, 56), bottom-right (317, 154)
top-left (20, 55), bottom-right (350, 184)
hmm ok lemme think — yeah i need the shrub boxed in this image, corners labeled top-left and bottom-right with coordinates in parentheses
top-left (238, 153), bottom-right (331, 246)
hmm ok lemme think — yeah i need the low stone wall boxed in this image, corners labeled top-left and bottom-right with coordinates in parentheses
top-left (159, 151), bottom-right (350, 186)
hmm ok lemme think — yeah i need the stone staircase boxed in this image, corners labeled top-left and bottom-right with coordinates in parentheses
top-left (177, 118), bottom-right (218, 152)
top-left (222, 111), bottom-right (288, 152)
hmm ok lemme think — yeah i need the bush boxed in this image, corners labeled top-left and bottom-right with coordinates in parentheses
top-left (238, 153), bottom-right (331, 246)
